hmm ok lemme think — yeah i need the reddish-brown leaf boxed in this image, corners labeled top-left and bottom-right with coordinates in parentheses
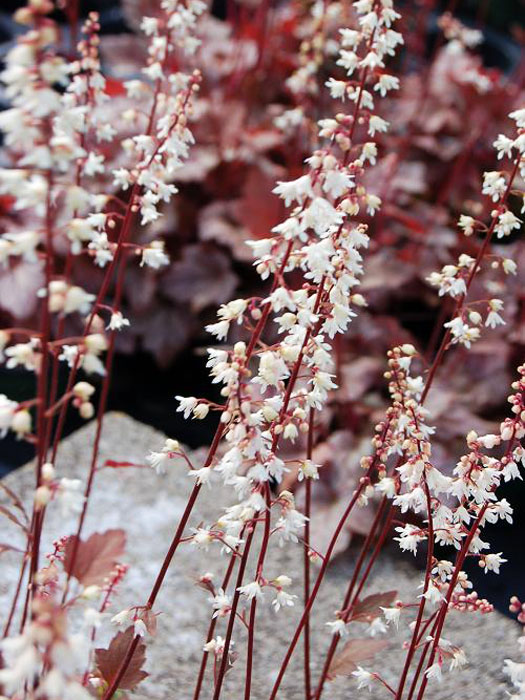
top-left (64, 530), bottom-right (126, 587)
top-left (349, 590), bottom-right (397, 623)
top-left (327, 638), bottom-right (389, 680)
top-left (95, 627), bottom-right (148, 691)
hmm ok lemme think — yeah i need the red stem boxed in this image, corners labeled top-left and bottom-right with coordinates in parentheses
top-left (212, 525), bottom-right (257, 700)
top-left (303, 408), bottom-right (315, 700)
top-left (192, 535), bottom-right (245, 700)
top-left (244, 484), bottom-right (271, 700)
top-left (268, 471), bottom-right (375, 699)
top-left (394, 478), bottom-right (434, 700)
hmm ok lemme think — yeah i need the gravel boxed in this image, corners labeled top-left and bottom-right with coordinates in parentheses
top-left (0, 412), bottom-right (518, 699)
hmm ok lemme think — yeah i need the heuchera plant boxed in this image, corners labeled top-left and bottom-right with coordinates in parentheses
top-left (0, 0), bottom-right (523, 699)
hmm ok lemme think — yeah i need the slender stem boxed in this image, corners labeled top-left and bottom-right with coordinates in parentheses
top-left (405, 617), bottom-right (440, 700)
top-left (61, 250), bottom-right (130, 603)
top-left (192, 536), bottom-right (244, 700)
top-left (421, 155), bottom-right (521, 404)
top-left (268, 476), bottom-right (372, 699)
top-left (2, 555), bottom-right (28, 637)
top-left (303, 407), bottom-right (315, 700)
top-left (212, 525), bottom-right (257, 700)
top-left (314, 497), bottom-right (387, 698)
top-left (26, 169), bottom-right (54, 617)
top-left (394, 479), bottom-right (434, 700)
top-left (101, 481), bottom-right (205, 700)
top-left (244, 485), bottom-right (271, 700)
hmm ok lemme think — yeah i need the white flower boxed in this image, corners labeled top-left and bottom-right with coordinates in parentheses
top-left (326, 618), bottom-right (348, 636)
top-left (83, 152), bottom-right (105, 176)
top-left (322, 169), bottom-right (354, 198)
top-left (368, 115), bottom-right (389, 136)
top-left (485, 298), bottom-right (505, 328)
top-left (273, 175), bottom-right (313, 207)
top-left (361, 142), bottom-right (377, 165)
top-left (302, 197), bottom-right (343, 235)
top-left (192, 527), bottom-right (213, 549)
top-left (495, 210), bottom-right (522, 238)
top-left (255, 351), bottom-right (290, 389)
top-left (106, 312), bottom-right (130, 331)
top-left (63, 286), bottom-right (95, 315)
top-left (337, 49), bottom-right (359, 75)
top-left (188, 467), bottom-right (212, 486)
top-left (111, 609), bottom-right (132, 626)
top-left (0, 394), bottom-right (18, 436)
top-left (0, 632), bottom-right (40, 694)
top-left (238, 581), bottom-right (263, 601)
top-left (141, 16), bottom-right (159, 36)
top-left (502, 258), bottom-right (517, 275)
top-left (146, 438), bottom-right (179, 474)
top-left (365, 193), bottom-right (381, 215)
top-left (297, 459), bottom-right (320, 481)
top-left (381, 606), bottom-right (401, 627)
top-left (425, 662), bottom-right (443, 682)
top-left (352, 666), bottom-right (375, 691)
top-left (112, 168), bottom-right (133, 190)
top-left (493, 134), bottom-right (514, 160)
top-left (205, 320), bottom-right (230, 340)
top-left (175, 395), bottom-right (198, 419)
top-left (480, 552), bottom-right (507, 574)
top-left (134, 619), bottom-right (148, 637)
top-left (510, 108), bottom-right (525, 127)
top-left (443, 317), bottom-right (480, 348)
top-left (394, 523), bottom-right (426, 555)
top-left (458, 214), bottom-right (476, 236)
top-left (140, 241), bottom-right (169, 269)
top-left (271, 589), bottom-right (297, 612)
top-left (374, 73), bottom-right (399, 96)
top-left (482, 171), bottom-right (506, 201)
top-left (211, 589), bottom-right (231, 618)
top-left (360, 51), bottom-right (383, 70)
top-left (325, 78), bottom-right (347, 99)
top-left (11, 409), bottom-right (32, 438)
top-left (2, 230), bottom-right (39, 262)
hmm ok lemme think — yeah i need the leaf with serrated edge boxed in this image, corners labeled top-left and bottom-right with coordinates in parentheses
top-left (63, 529), bottom-right (126, 587)
top-left (328, 638), bottom-right (388, 680)
top-left (95, 627), bottom-right (148, 691)
top-left (349, 590), bottom-right (397, 622)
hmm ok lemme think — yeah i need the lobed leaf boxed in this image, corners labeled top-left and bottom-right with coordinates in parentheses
top-left (327, 638), bottom-right (389, 680)
top-left (63, 529), bottom-right (126, 587)
top-left (95, 627), bottom-right (148, 691)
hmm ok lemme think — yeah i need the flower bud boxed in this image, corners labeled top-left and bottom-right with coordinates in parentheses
top-left (193, 403), bottom-right (209, 420)
top-left (34, 485), bottom-right (51, 509)
top-left (81, 585), bottom-right (101, 600)
top-left (41, 462), bottom-right (55, 482)
top-left (73, 381), bottom-right (95, 401)
top-left (79, 402), bottom-right (95, 419)
top-left (11, 409), bottom-right (32, 437)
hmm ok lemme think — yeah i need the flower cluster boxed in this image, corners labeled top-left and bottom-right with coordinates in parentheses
top-left (426, 108), bottom-right (524, 350)
top-left (0, 0), bottom-right (203, 696)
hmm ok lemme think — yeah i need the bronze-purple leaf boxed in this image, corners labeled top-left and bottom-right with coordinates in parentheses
top-left (95, 627), bottom-right (148, 691)
top-left (63, 529), bottom-right (126, 587)
top-left (327, 638), bottom-right (389, 680)
top-left (349, 590), bottom-right (397, 622)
